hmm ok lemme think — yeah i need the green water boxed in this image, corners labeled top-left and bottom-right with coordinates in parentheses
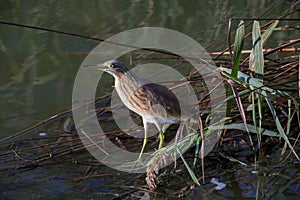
top-left (0, 1), bottom-right (299, 199)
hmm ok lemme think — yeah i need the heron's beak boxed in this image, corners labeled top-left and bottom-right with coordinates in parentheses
top-left (83, 63), bottom-right (108, 71)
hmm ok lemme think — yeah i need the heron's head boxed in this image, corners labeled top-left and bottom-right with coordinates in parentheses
top-left (85, 60), bottom-right (129, 78)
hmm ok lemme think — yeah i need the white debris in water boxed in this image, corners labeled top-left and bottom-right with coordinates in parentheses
top-left (39, 132), bottom-right (47, 137)
top-left (211, 178), bottom-right (226, 190)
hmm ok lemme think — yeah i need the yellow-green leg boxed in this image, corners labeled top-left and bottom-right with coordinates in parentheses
top-left (158, 130), bottom-right (164, 149)
top-left (138, 122), bottom-right (148, 160)
top-left (158, 124), bottom-right (170, 149)
top-left (138, 137), bottom-right (147, 160)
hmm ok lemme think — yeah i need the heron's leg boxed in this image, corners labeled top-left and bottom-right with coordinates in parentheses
top-left (158, 123), bottom-right (170, 149)
top-left (158, 130), bottom-right (164, 149)
top-left (138, 122), bottom-right (148, 160)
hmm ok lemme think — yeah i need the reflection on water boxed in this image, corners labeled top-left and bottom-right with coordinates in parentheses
top-left (0, 0), bottom-right (299, 199)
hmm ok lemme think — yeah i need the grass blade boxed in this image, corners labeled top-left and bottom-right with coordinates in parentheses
top-left (228, 79), bottom-right (255, 156)
top-left (264, 97), bottom-right (300, 160)
top-left (227, 80), bottom-right (249, 133)
top-left (178, 149), bottom-right (201, 186)
top-left (232, 20), bottom-right (245, 77)
top-left (218, 152), bottom-right (250, 166)
top-left (250, 21), bottom-right (264, 146)
top-left (227, 20), bottom-right (245, 116)
top-left (261, 20), bottom-right (279, 45)
top-left (249, 20), bottom-right (264, 75)
top-left (209, 123), bottom-right (281, 138)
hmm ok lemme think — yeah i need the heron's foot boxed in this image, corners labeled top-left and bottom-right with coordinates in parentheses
top-left (138, 152), bottom-right (143, 161)
top-left (128, 157), bottom-right (145, 172)
top-left (134, 157), bottom-right (143, 165)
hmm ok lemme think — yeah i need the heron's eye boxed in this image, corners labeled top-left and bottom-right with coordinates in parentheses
top-left (111, 63), bottom-right (116, 68)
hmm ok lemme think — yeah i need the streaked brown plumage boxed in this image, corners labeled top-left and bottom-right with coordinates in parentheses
top-left (129, 83), bottom-right (181, 119)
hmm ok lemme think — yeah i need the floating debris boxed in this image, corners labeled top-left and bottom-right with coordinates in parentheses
top-left (211, 178), bottom-right (226, 190)
top-left (38, 132), bottom-right (47, 137)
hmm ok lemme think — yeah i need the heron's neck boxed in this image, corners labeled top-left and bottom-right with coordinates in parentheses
top-left (115, 71), bottom-right (141, 86)
top-left (115, 72), bottom-right (141, 110)
top-left (113, 71), bottom-right (143, 110)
